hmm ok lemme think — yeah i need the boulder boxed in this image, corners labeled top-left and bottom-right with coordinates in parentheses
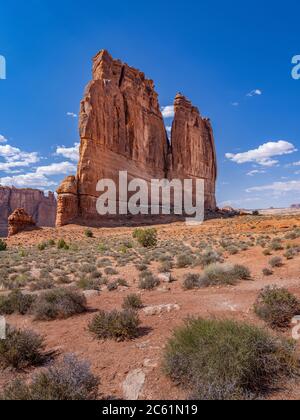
top-left (8, 208), bottom-right (37, 237)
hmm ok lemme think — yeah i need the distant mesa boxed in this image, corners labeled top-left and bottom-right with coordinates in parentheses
top-left (291, 204), bottom-right (300, 209)
top-left (56, 50), bottom-right (218, 227)
top-left (0, 186), bottom-right (56, 237)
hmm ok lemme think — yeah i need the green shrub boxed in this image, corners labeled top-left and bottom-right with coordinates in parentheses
top-left (77, 277), bottom-right (102, 291)
top-left (199, 263), bottom-right (251, 287)
top-left (133, 228), bottom-right (158, 248)
top-left (138, 272), bottom-right (160, 290)
top-left (1, 354), bottom-right (99, 400)
top-left (270, 239), bottom-right (284, 251)
top-left (0, 325), bottom-right (46, 369)
top-left (89, 310), bottom-right (140, 341)
top-left (57, 239), bottom-right (69, 250)
top-left (0, 290), bottom-right (35, 315)
top-left (176, 254), bottom-right (193, 268)
top-left (84, 229), bottom-right (94, 238)
top-left (123, 294), bottom-right (143, 310)
top-left (183, 274), bottom-right (201, 290)
top-left (164, 318), bottom-right (297, 400)
top-left (107, 281), bottom-right (119, 292)
top-left (255, 286), bottom-right (300, 329)
top-left (38, 242), bottom-right (47, 251)
top-left (0, 239), bottom-right (7, 252)
top-left (269, 256), bottom-right (283, 268)
top-left (159, 260), bottom-right (173, 273)
top-left (104, 267), bottom-right (118, 276)
top-left (32, 289), bottom-right (87, 321)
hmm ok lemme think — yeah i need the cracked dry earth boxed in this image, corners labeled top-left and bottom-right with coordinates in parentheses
top-left (2, 214), bottom-right (300, 400)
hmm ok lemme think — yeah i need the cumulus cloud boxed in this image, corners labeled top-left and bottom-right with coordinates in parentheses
top-left (0, 144), bottom-right (39, 172)
top-left (56, 143), bottom-right (80, 162)
top-left (246, 169), bottom-right (266, 176)
top-left (247, 180), bottom-right (300, 194)
top-left (161, 105), bottom-right (175, 119)
top-left (0, 135), bottom-right (7, 143)
top-left (226, 141), bottom-right (297, 167)
top-left (247, 89), bottom-right (262, 97)
top-left (67, 112), bottom-right (78, 118)
top-left (0, 173), bottom-right (56, 188)
top-left (36, 161), bottom-right (77, 176)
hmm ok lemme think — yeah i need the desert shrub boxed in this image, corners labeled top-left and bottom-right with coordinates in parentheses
top-left (138, 272), bottom-right (160, 290)
top-left (262, 268), bottom-right (273, 276)
top-left (104, 267), bottom-right (118, 276)
top-left (284, 249), bottom-right (297, 260)
top-left (117, 278), bottom-right (129, 287)
top-left (159, 260), bottom-right (173, 273)
top-left (269, 256), bottom-right (283, 268)
top-left (199, 263), bottom-right (251, 287)
top-left (183, 274), bottom-right (201, 290)
top-left (1, 354), bottom-right (99, 400)
top-left (133, 228), bottom-right (158, 248)
top-left (32, 289), bottom-right (87, 321)
top-left (0, 290), bottom-right (35, 315)
top-left (84, 229), bottom-right (94, 238)
top-left (89, 309), bottom-right (140, 341)
top-left (38, 242), bottom-right (48, 251)
top-left (252, 210), bottom-right (260, 216)
top-left (164, 318), bottom-right (297, 400)
top-left (227, 246), bottom-right (239, 255)
top-left (77, 277), bottom-right (102, 291)
top-left (0, 239), bottom-right (7, 252)
top-left (122, 294), bottom-right (143, 310)
top-left (197, 250), bottom-right (221, 267)
top-left (30, 277), bottom-right (54, 292)
top-left (57, 239), bottom-right (69, 250)
top-left (270, 239), bottom-right (284, 251)
top-left (176, 254), bottom-right (193, 268)
top-left (136, 263), bottom-right (148, 272)
top-left (255, 286), bottom-right (300, 329)
top-left (107, 281), bottom-right (119, 292)
top-left (263, 249), bottom-right (272, 256)
top-left (0, 325), bottom-right (46, 369)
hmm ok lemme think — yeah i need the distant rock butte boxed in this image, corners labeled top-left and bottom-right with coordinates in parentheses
top-left (56, 50), bottom-right (217, 227)
top-left (8, 208), bottom-right (37, 237)
top-left (0, 187), bottom-right (56, 237)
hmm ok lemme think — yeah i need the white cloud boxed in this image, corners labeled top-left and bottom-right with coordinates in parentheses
top-left (0, 144), bottom-right (39, 172)
top-left (247, 180), bottom-right (300, 194)
top-left (36, 161), bottom-right (77, 176)
top-left (247, 89), bottom-right (262, 97)
top-left (56, 143), bottom-right (80, 162)
top-left (226, 141), bottom-right (297, 167)
top-left (0, 173), bottom-right (56, 188)
top-left (166, 126), bottom-right (172, 137)
top-left (246, 169), bottom-right (266, 176)
top-left (231, 102), bottom-right (239, 107)
top-left (0, 135), bottom-right (7, 143)
top-left (161, 105), bottom-right (175, 119)
top-left (67, 112), bottom-right (78, 118)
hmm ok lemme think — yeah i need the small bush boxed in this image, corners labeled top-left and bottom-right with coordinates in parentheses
top-left (1, 354), bottom-right (99, 400)
top-left (270, 240), bottom-right (284, 251)
top-left (0, 239), bottom-right (7, 252)
top-left (32, 289), bottom-right (87, 321)
top-left (164, 318), bottom-right (297, 400)
top-left (57, 239), bottom-right (69, 250)
top-left (84, 229), bottom-right (94, 238)
top-left (0, 325), bottom-right (46, 369)
top-left (183, 274), bottom-right (201, 290)
top-left (262, 268), bottom-right (273, 277)
top-left (89, 310), bottom-right (140, 341)
top-left (199, 263), bottom-right (251, 287)
top-left (138, 272), bottom-right (160, 290)
top-left (263, 249), bottom-right (272, 256)
top-left (176, 254), bottom-right (193, 268)
top-left (104, 267), bottom-right (118, 276)
top-left (269, 256), bottom-right (283, 268)
top-left (123, 294), bottom-right (143, 310)
top-left (107, 281), bottom-right (119, 292)
top-left (133, 228), bottom-right (158, 248)
top-left (0, 290), bottom-right (35, 315)
top-left (255, 286), bottom-right (300, 329)
top-left (77, 277), bottom-right (102, 291)
top-left (159, 260), bottom-right (173, 273)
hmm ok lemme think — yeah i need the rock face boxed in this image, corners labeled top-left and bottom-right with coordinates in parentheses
top-left (56, 50), bottom-right (217, 226)
top-left (8, 208), bottom-right (36, 237)
top-left (0, 187), bottom-right (56, 237)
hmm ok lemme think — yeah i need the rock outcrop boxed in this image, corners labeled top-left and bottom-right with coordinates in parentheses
top-left (56, 50), bottom-right (217, 226)
top-left (0, 187), bottom-right (56, 237)
top-left (8, 208), bottom-right (37, 237)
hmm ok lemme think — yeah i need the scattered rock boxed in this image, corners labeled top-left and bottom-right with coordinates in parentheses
top-left (143, 304), bottom-right (180, 316)
top-left (122, 369), bottom-right (145, 400)
top-left (83, 290), bottom-right (100, 298)
top-left (157, 273), bottom-right (172, 283)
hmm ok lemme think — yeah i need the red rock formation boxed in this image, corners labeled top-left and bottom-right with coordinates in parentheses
top-left (0, 187), bottom-right (56, 237)
top-left (8, 208), bottom-right (36, 237)
top-left (170, 94), bottom-right (217, 209)
top-left (56, 50), bottom-right (217, 227)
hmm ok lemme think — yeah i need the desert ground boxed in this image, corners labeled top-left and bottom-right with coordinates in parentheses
top-left (1, 214), bottom-right (300, 400)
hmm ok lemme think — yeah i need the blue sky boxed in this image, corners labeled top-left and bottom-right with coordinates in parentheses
top-left (0, 0), bottom-right (300, 209)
